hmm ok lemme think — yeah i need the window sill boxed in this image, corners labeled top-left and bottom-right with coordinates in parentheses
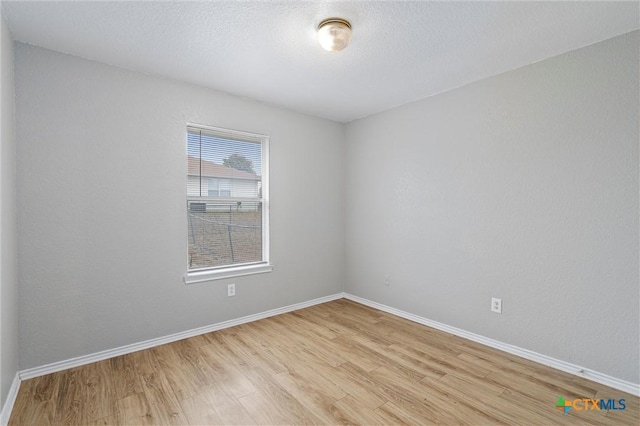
top-left (184, 263), bottom-right (273, 284)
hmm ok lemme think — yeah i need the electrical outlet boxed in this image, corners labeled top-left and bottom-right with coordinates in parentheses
top-left (491, 297), bottom-right (502, 314)
top-left (384, 275), bottom-right (391, 286)
top-left (227, 283), bottom-right (236, 297)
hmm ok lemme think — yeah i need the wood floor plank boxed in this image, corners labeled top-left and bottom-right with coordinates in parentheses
top-left (83, 360), bottom-right (116, 421)
top-left (242, 366), bottom-right (325, 425)
top-left (331, 394), bottom-right (385, 425)
top-left (179, 389), bottom-right (226, 425)
top-left (245, 318), bottom-right (305, 353)
top-left (375, 316), bottom-right (467, 352)
top-left (454, 351), bottom-right (507, 374)
top-left (336, 333), bottom-right (427, 383)
top-left (138, 372), bottom-right (188, 425)
top-left (174, 337), bottom-right (220, 384)
top-left (425, 373), bottom-right (547, 425)
top-left (436, 367), bottom-right (507, 397)
top-left (8, 398), bottom-right (56, 425)
top-left (215, 325), bottom-right (288, 375)
top-left (237, 390), bottom-right (292, 425)
top-left (115, 392), bottom-right (155, 425)
top-left (293, 305), bottom-right (360, 337)
top-left (133, 349), bottom-right (189, 425)
top-left (151, 340), bottom-right (209, 401)
top-left (269, 347), bottom-right (348, 401)
top-left (8, 375), bottom-right (58, 426)
top-left (368, 365), bottom-right (509, 425)
top-left (372, 400), bottom-right (426, 425)
top-left (87, 414), bottom-right (119, 425)
top-left (390, 341), bottom-right (493, 378)
top-left (197, 342), bottom-right (258, 398)
top-left (310, 360), bottom-right (387, 411)
top-left (328, 335), bottom-right (388, 372)
top-left (53, 367), bottom-right (87, 425)
top-left (313, 306), bottom-right (396, 347)
top-left (272, 371), bottom-right (342, 425)
top-left (31, 373), bottom-right (59, 403)
top-left (289, 310), bottom-right (340, 340)
top-left (108, 353), bottom-right (143, 400)
top-left (189, 382), bottom-right (257, 425)
top-left (203, 383), bottom-right (255, 425)
top-left (200, 332), bottom-right (250, 370)
top-left (287, 336), bottom-right (349, 368)
top-left (8, 299), bottom-right (639, 426)
top-left (129, 345), bottom-right (160, 380)
top-left (486, 369), bottom-right (596, 403)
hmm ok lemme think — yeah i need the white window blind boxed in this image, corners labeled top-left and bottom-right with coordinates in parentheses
top-left (186, 125), bottom-right (269, 277)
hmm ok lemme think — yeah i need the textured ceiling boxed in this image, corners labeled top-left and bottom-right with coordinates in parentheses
top-left (3, 1), bottom-right (639, 122)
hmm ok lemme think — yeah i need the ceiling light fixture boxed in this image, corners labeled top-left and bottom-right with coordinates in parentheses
top-left (317, 18), bottom-right (352, 51)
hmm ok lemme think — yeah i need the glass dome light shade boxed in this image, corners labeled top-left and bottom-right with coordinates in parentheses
top-left (317, 18), bottom-right (352, 51)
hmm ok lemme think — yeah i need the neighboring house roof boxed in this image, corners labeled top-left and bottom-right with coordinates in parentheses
top-left (188, 156), bottom-right (259, 180)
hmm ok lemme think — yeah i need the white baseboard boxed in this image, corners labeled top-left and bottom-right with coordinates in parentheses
top-left (15, 290), bottom-right (639, 402)
top-left (19, 292), bottom-right (345, 381)
top-left (344, 293), bottom-right (640, 397)
top-left (0, 372), bottom-right (20, 426)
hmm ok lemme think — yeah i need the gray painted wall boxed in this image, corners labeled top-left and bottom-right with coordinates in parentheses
top-left (345, 32), bottom-right (639, 383)
top-left (14, 43), bottom-right (345, 369)
top-left (1, 9), bottom-right (18, 408)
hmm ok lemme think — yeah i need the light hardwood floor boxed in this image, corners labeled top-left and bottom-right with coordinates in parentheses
top-left (9, 299), bottom-right (639, 425)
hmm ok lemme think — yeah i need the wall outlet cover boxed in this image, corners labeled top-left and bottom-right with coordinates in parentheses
top-left (491, 297), bottom-right (502, 314)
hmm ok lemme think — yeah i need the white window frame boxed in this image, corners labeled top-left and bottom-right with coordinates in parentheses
top-left (184, 123), bottom-right (272, 284)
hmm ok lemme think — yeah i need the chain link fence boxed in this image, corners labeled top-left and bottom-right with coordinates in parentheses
top-left (188, 204), bottom-right (262, 269)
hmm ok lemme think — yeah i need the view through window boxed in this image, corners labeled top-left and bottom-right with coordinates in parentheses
top-left (187, 125), bottom-right (268, 274)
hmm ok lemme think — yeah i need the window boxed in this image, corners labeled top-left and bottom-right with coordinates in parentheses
top-left (207, 178), bottom-right (231, 197)
top-left (185, 124), bottom-right (271, 283)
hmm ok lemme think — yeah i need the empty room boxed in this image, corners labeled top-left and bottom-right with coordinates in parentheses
top-left (0, 1), bottom-right (638, 425)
